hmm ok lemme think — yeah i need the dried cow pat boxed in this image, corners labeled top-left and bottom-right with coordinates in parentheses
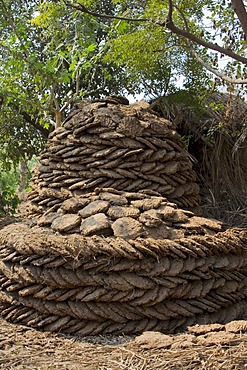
top-left (1, 98), bottom-right (246, 338)
top-left (24, 99), bottom-right (200, 210)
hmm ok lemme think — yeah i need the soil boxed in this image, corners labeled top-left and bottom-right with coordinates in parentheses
top-left (1, 317), bottom-right (247, 369)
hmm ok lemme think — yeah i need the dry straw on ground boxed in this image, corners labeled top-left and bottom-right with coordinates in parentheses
top-left (1, 318), bottom-right (247, 369)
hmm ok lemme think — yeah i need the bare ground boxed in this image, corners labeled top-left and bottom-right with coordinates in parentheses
top-left (1, 318), bottom-right (247, 369)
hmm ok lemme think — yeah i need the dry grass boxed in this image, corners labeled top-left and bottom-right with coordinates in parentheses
top-left (152, 92), bottom-right (247, 227)
top-left (1, 318), bottom-right (247, 369)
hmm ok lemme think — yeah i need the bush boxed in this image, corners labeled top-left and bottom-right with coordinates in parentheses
top-left (0, 168), bottom-right (20, 215)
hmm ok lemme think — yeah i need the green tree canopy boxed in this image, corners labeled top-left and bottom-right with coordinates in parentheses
top-left (0, 0), bottom-right (247, 168)
top-left (64, 0), bottom-right (247, 86)
top-left (0, 0), bottom-right (138, 166)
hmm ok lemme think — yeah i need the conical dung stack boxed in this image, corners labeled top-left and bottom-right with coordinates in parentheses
top-left (25, 98), bottom-right (200, 219)
top-left (0, 98), bottom-right (247, 337)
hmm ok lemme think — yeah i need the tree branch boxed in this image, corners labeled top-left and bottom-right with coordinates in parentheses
top-left (65, 0), bottom-right (247, 66)
top-left (63, 1), bottom-right (149, 22)
top-left (19, 111), bottom-right (50, 138)
top-left (175, 4), bottom-right (247, 84)
top-left (166, 0), bottom-right (247, 65)
top-left (190, 48), bottom-right (247, 84)
top-left (231, 0), bottom-right (247, 40)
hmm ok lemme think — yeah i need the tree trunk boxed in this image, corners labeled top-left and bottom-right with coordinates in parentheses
top-left (55, 109), bottom-right (62, 129)
top-left (16, 160), bottom-right (28, 201)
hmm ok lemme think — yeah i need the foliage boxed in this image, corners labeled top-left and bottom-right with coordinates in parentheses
top-left (102, 1), bottom-right (212, 98)
top-left (0, 157), bottom-right (38, 215)
top-left (0, 0), bottom-right (246, 190)
top-left (1, 0), bottom-right (246, 166)
top-left (0, 166), bottom-right (19, 215)
top-left (0, 0), bottom-right (140, 169)
top-left (0, 106), bottom-right (46, 168)
top-left (68, 0), bottom-right (247, 89)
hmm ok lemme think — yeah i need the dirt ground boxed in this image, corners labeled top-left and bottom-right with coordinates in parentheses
top-left (1, 317), bottom-right (247, 369)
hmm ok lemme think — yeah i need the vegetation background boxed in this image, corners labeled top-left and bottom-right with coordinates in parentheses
top-left (0, 0), bottom-right (247, 223)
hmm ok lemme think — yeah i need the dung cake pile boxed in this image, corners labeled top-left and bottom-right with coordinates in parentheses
top-left (1, 215), bottom-right (247, 336)
top-left (0, 97), bottom-right (247, 337)
top-left (29, 188), bottom-right (222, 240)
top-left (26, 98), bottom-right (200, 219)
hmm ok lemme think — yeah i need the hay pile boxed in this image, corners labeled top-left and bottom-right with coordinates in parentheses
top-left (151, 92), bottom-right (247, 226)
top-left (0, 97), bottom-right (247, 337)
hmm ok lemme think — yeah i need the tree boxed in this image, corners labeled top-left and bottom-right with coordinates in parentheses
top-left (1, 0), bottom-right (246, 166)
top-left (61, 0), bottom-right (247, 225)
top-left (4, 0), bottom-right (245, 164)
top-left (0, 0), bottom-right (139, 211)
top-left (64, 0), bottom-right (247, 87)
top-left (0, 0), bottom-right (142, 171)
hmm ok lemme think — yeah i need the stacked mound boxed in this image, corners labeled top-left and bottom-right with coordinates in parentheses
top-left (0, 98), bottom-right (247, 336)
top-left (29, 188), bottom-right (221, 240)
top-left (0, 209), bottom-right (247, 335)
top-left (26, 99), bottom-right (199, 217)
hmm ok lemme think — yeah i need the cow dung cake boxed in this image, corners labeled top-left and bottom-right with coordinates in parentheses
top-left (0, 98), bottom-right (247, 336)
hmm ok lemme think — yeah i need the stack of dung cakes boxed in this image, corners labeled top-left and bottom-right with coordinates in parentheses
top-left (1, 97), bottom-right (247, 337)
top-left (26, 97), bottom-right (200, 219)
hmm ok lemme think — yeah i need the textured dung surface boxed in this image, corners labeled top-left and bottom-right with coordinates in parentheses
top-left (0, 217), bottom-right (247, 336)
top-left (22, 188), bottom-right (223, 239)
top-left (24, 99), bottom-right (200, 218)
top-left (1, 98), bottom-right (247, 338)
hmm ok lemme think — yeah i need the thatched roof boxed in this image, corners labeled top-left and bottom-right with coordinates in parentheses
top-left (151, 92), bottom-right (247, 226)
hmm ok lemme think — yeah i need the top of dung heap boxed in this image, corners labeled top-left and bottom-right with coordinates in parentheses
top-left (62, 96), bottom-right (174, 137)
top-left (26, 97), bottom-right (200, 221)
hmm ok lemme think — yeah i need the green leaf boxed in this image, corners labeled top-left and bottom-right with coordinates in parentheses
top-left (86, 43), bottom-right (97, 52)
